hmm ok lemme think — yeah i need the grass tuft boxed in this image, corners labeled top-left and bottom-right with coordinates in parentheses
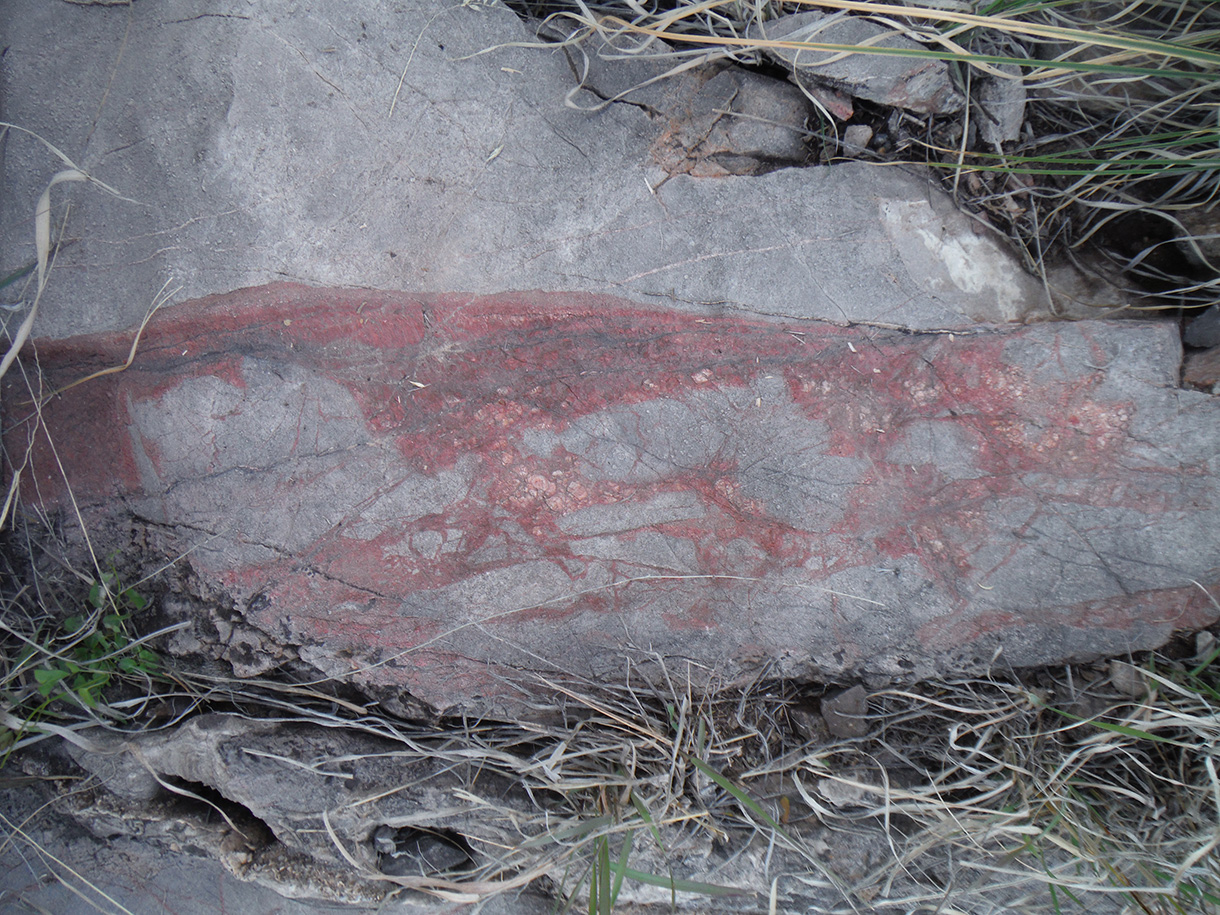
top-left (499, 0), bottom-right (1220, 310)
top-left (1, 529), bottom-right (1217, 912)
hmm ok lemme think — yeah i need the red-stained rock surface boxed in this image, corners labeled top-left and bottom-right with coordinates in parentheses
top-left (5, 284), bottom-right (1218, 717)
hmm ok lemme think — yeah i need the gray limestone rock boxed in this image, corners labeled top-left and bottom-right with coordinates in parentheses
top-left (10, 291), bottom-right (1219, 721)
top-left (0, 2), bottom-right (1208, 911)
top-left (750, 10), bottom-right (966, 115)
top-left (0, 0), bottom-right (1119, 344)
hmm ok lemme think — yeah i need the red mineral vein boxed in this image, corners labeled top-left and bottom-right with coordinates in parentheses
top-left (6, 283), bottom-right (1215, 713)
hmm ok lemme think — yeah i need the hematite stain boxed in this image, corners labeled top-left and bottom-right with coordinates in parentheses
top-left (7, 284), bottom-right (1218, 717)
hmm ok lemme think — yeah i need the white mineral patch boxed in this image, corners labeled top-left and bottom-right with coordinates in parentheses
top-left (880, 198), bottom-right (1034, 322)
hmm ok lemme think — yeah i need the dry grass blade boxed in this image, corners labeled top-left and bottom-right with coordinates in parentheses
top-left (0, 123), bottom-right (134, 384)
top-left (34, 279), bottom-right (178, 405)
top-left (0, 808), bottom-right (136, 915)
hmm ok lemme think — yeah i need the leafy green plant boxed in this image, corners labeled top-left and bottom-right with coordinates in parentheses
top-left (1, 572), bottom-right (162, 759)
top-left (28, 575), bottom-right (159, 710)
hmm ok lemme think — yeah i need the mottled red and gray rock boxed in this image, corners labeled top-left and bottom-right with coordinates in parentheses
top-left (6, 284), bottom-right (1218, 717)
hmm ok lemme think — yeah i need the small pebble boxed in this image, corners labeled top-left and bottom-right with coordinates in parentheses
top-left (1109, 660), bottom-right (1145, 698)
top-left (1197, 630), bottom-right (1217, 660)
top-left (1185, 304), bottom-right (1220, 348)
top-left (842, 124), bottom-right (873, 154)
top-left (821, 685), bottom-right (870, 739)
top-left (817, 777), bottom-right (870, 808)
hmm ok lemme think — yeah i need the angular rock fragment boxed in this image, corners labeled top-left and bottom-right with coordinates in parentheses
top-left (975, 65), bottom-right (1027, 146)
top-left (554, 30), bottom-right (814, 177)
top-left (1185, 304), bottom-right (1220, 348)
top-left (1108, 659), bottom-right (1146, 698)
top-left (1184, 346), bottom-right (1220, 392)
top-left (750, 11), bottom-right (965, 115)
top-left (6, 284), bottom-right (1219, 720)
top-left (63, 714), bottom-right (537, 902)
top-left (650, 65), bottom-right (815, 177)
top-left (841, 124), bottom-right (874, 154)
top-left (820, 685), bottom-right (870, 739)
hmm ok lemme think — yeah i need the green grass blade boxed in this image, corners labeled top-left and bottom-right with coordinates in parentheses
top-left (628, 790), bottom-right (666, 851)
top-left (596, 837), bottom-right (610, 915)
top-left (606, 864), bottom-right (744, 896)
top-left (0, 260), bottom-right (36, 292)
top-left (610, 829), bottom-right (632, 905)
top-left (685, 753), bottom-right (785, 834)
top-left (1048, 706), bottom-right (1190, 747)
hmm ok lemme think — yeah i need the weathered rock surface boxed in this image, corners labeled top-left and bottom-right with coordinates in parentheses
top-left (8, 284), bottom-right (1218, 718)
top-left (67, 715), bottom-right (536, 889)
top-left (55, 712), bottom-right (858, 910)
top-left (750, 10), bottom-right (966, 115)
top-left (0, 785), bottom-right (408, 915)
top-left (0, 755), bottom-right (551, 914)
top-left (1, 0), bottom-right (1118, 342)
top-left (820, 685), bottom-right (870, 739)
